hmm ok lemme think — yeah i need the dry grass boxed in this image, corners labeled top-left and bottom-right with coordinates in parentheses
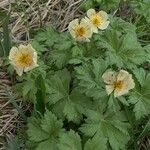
top-left (0, 0), bottom-right (83, 43)
top-left (139, 137), bottom-right (150, 150)
top-left (0, 69), bottom-right (32, 150)
top-left (0, 71), bottom-right (22, 149)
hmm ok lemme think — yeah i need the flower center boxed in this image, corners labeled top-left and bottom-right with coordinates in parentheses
top-left (17, 53), bottom-right (33, 68)
top-left (114, 80), bottom-right (124, 91)
top-left (75, 26), bottom-right (86, 37)
top-left (91, 15), bottom-right (103, 27)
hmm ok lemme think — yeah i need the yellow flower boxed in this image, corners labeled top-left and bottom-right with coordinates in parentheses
top-left (9, 44), bottom-right (38, 76)
top-left (102, 70), bottom-right (135, 97)
top-left (86, 9), bottom-right (110, 33)
top-left (68, 18), bottom-right (93, 42)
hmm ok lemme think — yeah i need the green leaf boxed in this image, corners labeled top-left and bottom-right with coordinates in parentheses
top-left (132, 67), bottom-right (146, 86)
top-left (80, 0), bottom-right (95, 11)
top-left (83, 0), bottom-right (121, 11)
top-left (129, 95), bottom-right (147, 120)
top-left (99, 0), bottom-right (121, 11)
top-left (35, 27), bottom-right (59, 46)
top-left (41, 110), bottom-right (63, 134)
top-left (72, 45), bottom-right (84, 58)
top-left (58, 130), bottom-right (108, 150)
top-left (48, 32), bottom-right (73, 69)
top-left (143, 44), bottom-right (150, 62)
top-left (109, 16), bottom-right (136, 34)
top-left (31, 40), bottom-right (46, 55)
top-left (47, 69), bottom-right (92, 122)
top-left (117, 96), bottom-right (129, 106)
top-left (47, 69), bottom-right (71, 104)
top-left (96, 29), bottom-right (146, 68)
top-left (63, 90), bottom-right (93, 122)
top-left (58, 130), bottom-right (82, 150)
top-left (36, 140), bottom-right (58, 150)
top-left (27, 118), bottom-right (49, 143)
top-left (54, 32), bottom-right (73, 51)
top-left (22, 80), bottom-right (35, 98)
top-left (27, 110), bottom-right (63, 150)
top-left (49, 48), bottom-right (71, 69)
top-left (6, 136), bottom-right (25, 150)
top-left (33, 27), bottom-right (73, 69)
top-left (84, 134), bottom-right (107, 150)
top-left (80, 110), bottom-right (130, 150)
top-left (129, 74), bottom-right (150, 119)
top-left (131, 0), bottom-right (150, 23)
top-left (75, 59), bottom-right (108, 100)
top-left (108, 94), bottom-right (121, 112)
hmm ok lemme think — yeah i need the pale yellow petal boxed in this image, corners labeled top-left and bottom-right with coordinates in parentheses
top-left (9, 47), bottom-right (19, 60)
top-left (13, 65), bottom-right (23, 76)
top-left (68, 19), bottom-right (79, 35)
top-left (80, 18), bottom-right (90, 27)
top-left (24, 64), bottom-right (38, 72)
top-left (98, 21), bottom-right (110, 30)
top-left (102, 71), bottom-right (116, 84)
top-left (84, 38), bottom-right (90, 42)
top-left (24, 51), bottom-right (38, 72)
top-left (18, 44), bottom-right (27, 51)
top-left (92, 26), bottom-right (98, 33)
top-left (113, 70), bottom-right (135, 97)
top-left (33, 52), bottom-right (38, 64)
top-left (80, 18), bottom-right (93, 38)
top-left (85, 17), bottom-right (98, 33)
top-left (125, 74), bottom-right (135, 90)
top-left (20, 44), bottom-right (34, 55)
top-left (117, 70), bottom-right (129, 81)
top-left (27, 44), bottom-right (35, 53)
top-left (87, 9), bottom-right (96, 18)
top-left (114, 88), bottom-right (129, 98)
top-left (84, 16), bottom-right (90, 22)
top-left (106, 85), bottom-right (114, 95)
top-left (98, 10), bottom-right (109, 20)
top-left (69, 18), bottom-right (92, 42)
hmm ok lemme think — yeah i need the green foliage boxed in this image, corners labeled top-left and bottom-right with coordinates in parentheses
top-left (144, 44), bottom-right (150, 62)
top-left (33, 27), bottom-right (74, 69)
top-left (58, 130), bottom-right (82, 150)
top-left (84, 134), bottom-right (107, 150)
top-left (9, 2), bottom-right (150, 150)
top-left (6, 136), bottom-right (25, 150)
top-left (27, 110), bottom-right (64, 150)
top-left (46, 69), bottom-right (93, 123)
top-left (75, 59), bottom-right (108, 100)
top-left (129, 73), bottom-right (150, 120)
top-left (109, 16), bottom-right (136, 34)
top-left (80, 110), bottom-right (130, 150)
top-left (80, 0), bottom-right (121, 12)
top-left (131, 0), bottom-right (150, 23)
top-left (58, 130), bottom-right (107, 150)
top-left (14, 63), bottom-right (47, 102)
top-left (95, 29), bottom-right (147, 68)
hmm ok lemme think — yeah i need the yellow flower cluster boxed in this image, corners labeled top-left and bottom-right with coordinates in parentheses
top-left (9, 44), bottom-right (38, 76)
top-left (68, 8), bottom-right (110, 42)
top-left (102, 70), bottom-right (135, 97)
